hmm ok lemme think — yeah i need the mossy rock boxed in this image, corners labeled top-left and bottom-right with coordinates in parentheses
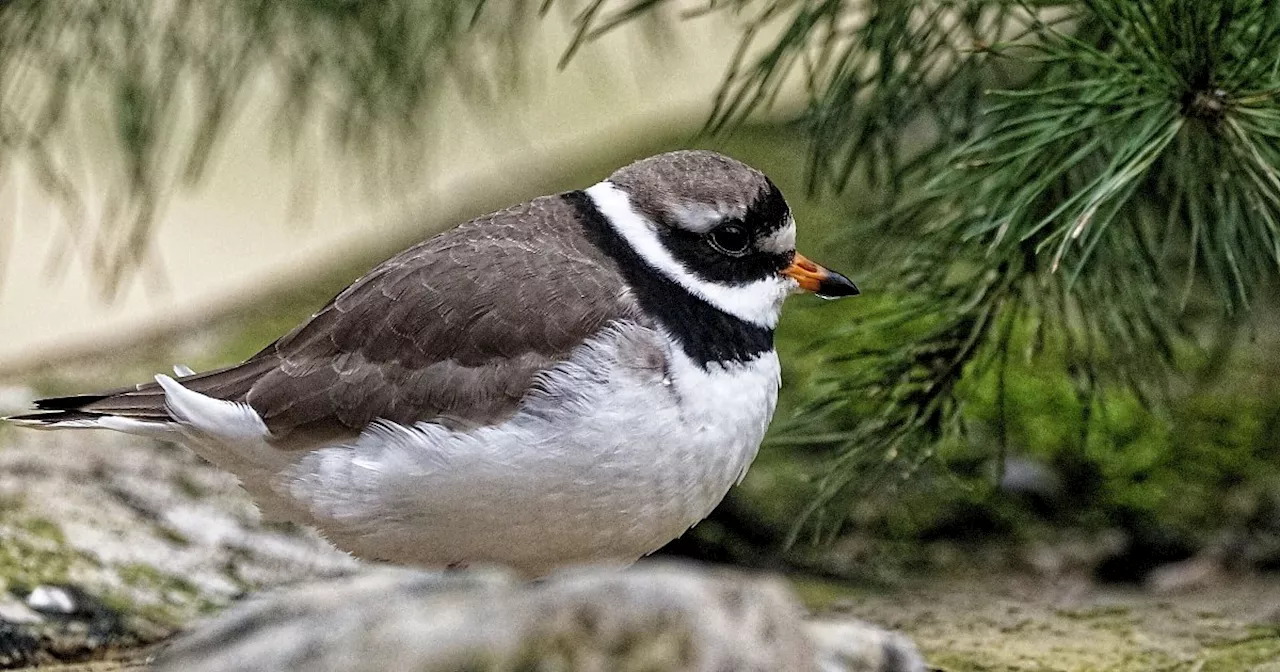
top-left (0, 429), bottom-right (356, 667)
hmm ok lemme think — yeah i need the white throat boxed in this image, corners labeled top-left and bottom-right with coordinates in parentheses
top-left (585, 181), bottom-right (795, 329)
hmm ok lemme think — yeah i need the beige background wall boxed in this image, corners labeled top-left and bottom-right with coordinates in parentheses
top-left (0, 14), bottom-right (795, 370)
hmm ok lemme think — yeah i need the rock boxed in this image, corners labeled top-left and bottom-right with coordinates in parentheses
top-left (0, 620), bottom-right (40, 669)
top-left (0, 593), bottom-right (43, 625)
top-left (807, 619), bottom-right (926, 672)
top-left (26, 586), bottom-right (81, 615)
top-left (0, 428), bottom-right (357, 663)
top-left (153, 562), bottom-right (926, 672)
top-left (0, 387), bottom-right (34, 417)
top-left (1145, 551), bottom-right (1228, 594)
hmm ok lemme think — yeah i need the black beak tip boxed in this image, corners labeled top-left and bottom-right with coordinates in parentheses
top-left (816, 271), bottom-right (860, 299)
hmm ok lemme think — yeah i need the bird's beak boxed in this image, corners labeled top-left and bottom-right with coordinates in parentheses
top-left (783, 253), bottom-right (860, 298)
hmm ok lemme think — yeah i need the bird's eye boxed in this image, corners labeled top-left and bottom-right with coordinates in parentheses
top-left (708, 223), bottom-right (751, 256)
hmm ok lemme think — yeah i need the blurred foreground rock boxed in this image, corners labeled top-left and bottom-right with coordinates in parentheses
top-left (154, 562), bottom-right (925, 672)
top-left (0, 428), bottom-right (356, 666)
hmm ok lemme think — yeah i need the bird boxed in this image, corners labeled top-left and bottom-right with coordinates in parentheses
top-left (7, 150), bottom-right (858, 577)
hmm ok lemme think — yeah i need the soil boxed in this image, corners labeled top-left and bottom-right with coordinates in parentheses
top-left (799, 571), bottom-right (1280, 671)
top-left (9, 572), bottom-right (1277, 672)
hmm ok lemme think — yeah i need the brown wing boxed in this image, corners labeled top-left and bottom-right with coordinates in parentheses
top-left (30, 195), bottom-right (637, 446)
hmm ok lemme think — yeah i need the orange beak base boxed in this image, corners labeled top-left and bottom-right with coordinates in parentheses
top-left (783, 253), bottom-right (859, 298)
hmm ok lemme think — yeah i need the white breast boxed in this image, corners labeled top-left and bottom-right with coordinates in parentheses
top-left (273, 323), bottom-right (780, 576)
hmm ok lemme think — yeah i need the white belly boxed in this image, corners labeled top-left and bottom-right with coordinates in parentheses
top-left (271, 325), bottom-right (781, 576)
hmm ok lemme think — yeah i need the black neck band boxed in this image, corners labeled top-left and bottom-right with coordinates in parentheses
top-left (565, 190), bottom-right (774, 367)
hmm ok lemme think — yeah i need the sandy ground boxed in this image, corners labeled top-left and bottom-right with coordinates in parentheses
top-left (16, 573), bottom-right (1280, 672)
top-left (798, 571), bottom-right (1280, 671)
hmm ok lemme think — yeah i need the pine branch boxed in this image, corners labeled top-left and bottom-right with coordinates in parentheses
top-left (782, 0), bottom-right (1280, 538)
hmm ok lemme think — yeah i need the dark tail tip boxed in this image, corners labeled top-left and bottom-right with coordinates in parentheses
top-left (5, 410), bottom-right (105, 425)
top-left (33, 394), bottom-right (111, 411)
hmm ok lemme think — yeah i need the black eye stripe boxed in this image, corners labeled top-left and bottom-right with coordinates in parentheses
top-left (645, 179), bottom-right (791, 286)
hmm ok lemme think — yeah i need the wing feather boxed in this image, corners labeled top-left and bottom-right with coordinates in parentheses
top-left (19, 195), bottom-right (639, 446)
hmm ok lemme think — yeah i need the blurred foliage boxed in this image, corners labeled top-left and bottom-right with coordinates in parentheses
top-left (0, 0), bottom-right (538, 295)
top-left (789, 0), bottom-right (1280, 543)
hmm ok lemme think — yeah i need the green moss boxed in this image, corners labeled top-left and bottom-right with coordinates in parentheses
top-left (154, 526), bottom-right (192, 548)
top-left (95, 562), bottom-right (217, 629)
top-left (0, 510), bottom-right (77, 587)
top-left (1054, 605), bottom-right (1133, 621)
top-left (117, 562), bottom-right (198, 598)
top-left (131, 602), bottom-right (186, 629)
top-left (98, 590), bottom-right (199, 631)
top-left (797, 569), bottom-right (1280, 672)
top-left (788, 576), bottom-right (864, 611)
top-left (1199, 626), bottom-right (1280, 671)
top-left (170, 472), bottom-right (208, 499)
top-left (16, 516), bottom-right (64, 543)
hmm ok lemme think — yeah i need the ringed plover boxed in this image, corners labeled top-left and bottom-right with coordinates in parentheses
top-left (8, 150), bottom-right (858, 576)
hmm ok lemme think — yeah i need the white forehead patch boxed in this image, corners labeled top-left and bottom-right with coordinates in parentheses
top-left (672, 202), bottom-right (732, 233)
top-left (759, 216), bottom-right (796, 254)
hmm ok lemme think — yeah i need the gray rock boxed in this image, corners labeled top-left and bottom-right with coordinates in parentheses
top-left (0, 594), bottom-right (43, 625)
top-left (153, 562), bottom-right (925, 672)
top-left (808, 619), bottom-right (927, 672)
top-left (0, 428), bottom-right (357, 656)
top-left (0, 386), bottom-right (34, 416)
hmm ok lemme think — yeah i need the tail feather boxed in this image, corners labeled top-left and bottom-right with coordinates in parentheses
top-left (6, 410), bottom-right (110, 426)
top-left (4, 356), bottom-right (276, 430)
top-left (33, 393), bottom-right (115, 411)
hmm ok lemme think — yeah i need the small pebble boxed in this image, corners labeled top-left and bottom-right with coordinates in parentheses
top-left (0, 595), bottom-right (44, 624)
top-left (25, 586), bottom-right (77, 615)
